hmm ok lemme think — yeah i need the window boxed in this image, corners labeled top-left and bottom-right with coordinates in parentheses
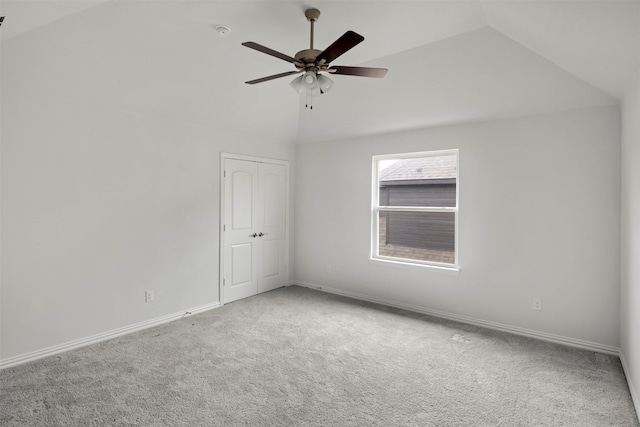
top-left (372, 150), bottom-right (458, 269)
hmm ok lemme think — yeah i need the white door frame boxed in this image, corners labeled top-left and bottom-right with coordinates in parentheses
top-left (219, 152), bottom-right (290, 305)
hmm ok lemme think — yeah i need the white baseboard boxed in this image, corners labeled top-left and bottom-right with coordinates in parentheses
top-left (294, 281), bottom-right (621, 356)
top-left (0, 301), bottom-right (221, 370)
top-left (620, 351), bottom-right (640, 417)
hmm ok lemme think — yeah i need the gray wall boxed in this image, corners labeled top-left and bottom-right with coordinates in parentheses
top-left (295, 106), bottom-right (621, 349)
top-left (0, 34), bottom-right (296, 362)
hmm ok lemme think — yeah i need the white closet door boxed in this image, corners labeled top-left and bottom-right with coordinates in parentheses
top-left (223, 159), bottom-right (259, 303)
top-left (222, 158), bottom-right (287, 304)
top-left (257, 162), bottom-right (287, 293)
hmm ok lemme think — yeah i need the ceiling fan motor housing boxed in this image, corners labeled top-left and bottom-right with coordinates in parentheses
top-left (295, 49), bottom-right (323, 71)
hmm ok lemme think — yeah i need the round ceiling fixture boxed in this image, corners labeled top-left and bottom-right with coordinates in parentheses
top-left (216, 26), bottom-right (231, 37)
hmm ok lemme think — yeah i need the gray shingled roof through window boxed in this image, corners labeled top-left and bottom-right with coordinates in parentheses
top-left (379, 155), bottom-right (457, 181)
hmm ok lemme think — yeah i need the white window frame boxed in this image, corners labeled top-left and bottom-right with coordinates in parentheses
top-left (371, 149), bottom-right (459, 270)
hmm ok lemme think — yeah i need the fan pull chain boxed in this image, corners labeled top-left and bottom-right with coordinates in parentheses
top-left (305, 88), bottom-right (313, 109)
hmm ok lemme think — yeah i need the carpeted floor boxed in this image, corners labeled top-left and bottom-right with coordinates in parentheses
top-left (1, 285), bottom-right (638, 426)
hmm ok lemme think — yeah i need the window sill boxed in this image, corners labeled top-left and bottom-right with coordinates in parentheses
top-left (369, 257), bottom-right (460, 275)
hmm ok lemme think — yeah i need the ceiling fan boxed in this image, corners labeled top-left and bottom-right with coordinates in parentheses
top-left (242, 8), bottom-right (388, 108)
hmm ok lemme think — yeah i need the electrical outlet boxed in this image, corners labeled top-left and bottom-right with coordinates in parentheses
top-left (533, 298), bottom-right (542, 311)
top-left (145, 290), bottom-right (154, 303)
top-left (325, 264), bottom-right (332, 273)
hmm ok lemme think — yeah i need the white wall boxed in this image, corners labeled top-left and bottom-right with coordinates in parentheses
top-left (621, 68), bottom-right (640, 409)
top-left (295, 106), bottom-right (621, 349)
top-left (1, 64), bottom-right (294, 363)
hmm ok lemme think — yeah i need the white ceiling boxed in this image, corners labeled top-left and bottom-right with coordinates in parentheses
top-left (2, 1), bottom-right (639, 144)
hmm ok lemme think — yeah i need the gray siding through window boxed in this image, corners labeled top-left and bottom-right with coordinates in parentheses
top-left (380, 182), bottom-right (456, 207)
top-left (379, 181), bottom-right (456, 252)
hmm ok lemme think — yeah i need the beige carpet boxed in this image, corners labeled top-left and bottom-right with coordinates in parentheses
top-left (1, 285), bottom-right (638, 426)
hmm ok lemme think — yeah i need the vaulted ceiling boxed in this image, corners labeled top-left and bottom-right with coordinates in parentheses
top-left (2, 1), bottom-right (638, 144)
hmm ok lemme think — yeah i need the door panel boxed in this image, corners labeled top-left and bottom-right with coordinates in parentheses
top-left (262, 239), bottom-right (280, 278)
top-left (231, 243), bottom-right (253, 285)
top-left (231, 170), bottom-right (253, 230)
top-left (262, 172), bottom-right (281, 227)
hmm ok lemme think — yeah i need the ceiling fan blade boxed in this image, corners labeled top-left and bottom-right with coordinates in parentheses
top-left (242, 42), bottom-right (298, 64)
top-left (330, 66), bottom-right (388, 78)
top-left (245, 71), bottom-right (302, 85)
top-left (316, 31), bottom-right (364, 64)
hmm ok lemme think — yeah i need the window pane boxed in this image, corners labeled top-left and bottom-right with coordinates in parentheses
top-left (378, 155), bottom-right (457, 207)
top-left (378, 211), bottom-right (455, 264)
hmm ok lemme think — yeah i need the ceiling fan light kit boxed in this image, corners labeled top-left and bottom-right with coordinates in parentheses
top-left (242, 8), bottom-right (387, 109)
top-left (289, 75), bottom-right (305, 93)
top-left (303, 72), bottom-right (317, 88)
top-left (317, 74), bottom-right (334, 94)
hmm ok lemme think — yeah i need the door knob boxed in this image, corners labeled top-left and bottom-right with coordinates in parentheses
top-left (258, 232), bottom-right (268, 237)
top-left (249, 233), bottom-right (258, 238)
